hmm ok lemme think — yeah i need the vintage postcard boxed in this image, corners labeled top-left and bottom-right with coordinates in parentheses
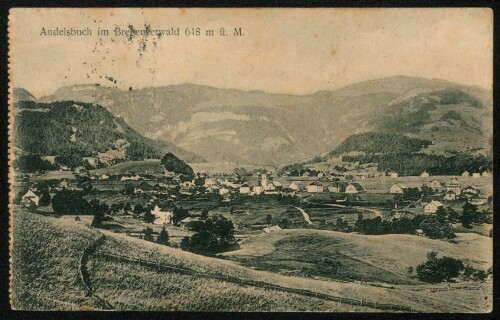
top-left (8, 8), bottom-right (493, 312)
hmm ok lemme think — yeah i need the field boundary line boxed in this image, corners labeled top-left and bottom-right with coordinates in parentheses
top-left (78, 233), bottom-right (114, 310)
top-left (95, 251), bottom-right (417, 312)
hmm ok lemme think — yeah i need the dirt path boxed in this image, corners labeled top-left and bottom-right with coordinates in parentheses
top-left (291, 206), bottom-right (313, 224)
top-left (78, 231), bottom-right (114, 310)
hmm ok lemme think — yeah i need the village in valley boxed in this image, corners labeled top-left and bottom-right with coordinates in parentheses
top-left (17, 155), bottom-right (493, 240)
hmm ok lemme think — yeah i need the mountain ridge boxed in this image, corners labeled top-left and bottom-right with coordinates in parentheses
top-left (16, 75), bottom-right (492, 167)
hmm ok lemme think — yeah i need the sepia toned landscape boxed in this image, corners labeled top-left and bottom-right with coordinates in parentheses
top-left (9, 8), bottom-right (493, 312)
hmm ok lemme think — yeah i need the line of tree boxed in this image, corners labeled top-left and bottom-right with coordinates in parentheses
top-left (355, 215), bottom-right (455, 239)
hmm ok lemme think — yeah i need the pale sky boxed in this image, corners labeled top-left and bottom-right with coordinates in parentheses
top-left (9, 8), bottom-right (493, 98)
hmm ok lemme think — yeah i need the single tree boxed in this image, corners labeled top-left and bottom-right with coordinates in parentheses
top-left (201, 209), bottom-right (209, 220)
top-left (266, 214), bottom-right (273, 225)
top-left (144, 207), bottom-right (155, 223)
top-left (461, 202), bottom-right (477, 229)
top-left (157, 227), bottom-right (169, 245)
top-left (142, 227), bottom-right (154, 242)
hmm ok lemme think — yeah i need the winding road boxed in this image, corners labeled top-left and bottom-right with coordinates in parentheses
top-left (291, 206), bottom-right (313, 224)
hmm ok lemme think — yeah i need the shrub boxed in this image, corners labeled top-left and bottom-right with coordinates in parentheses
top-left (416, 251), bottom-right (464, 283)
top-left (181, 215), bottom-right (235, 254)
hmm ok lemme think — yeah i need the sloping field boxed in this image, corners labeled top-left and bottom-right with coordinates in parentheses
top-left (87, 231), bottom-right (378, 312)
top-left (91, 159), bottom-right (164, 175)
top-left (222, 229), bottom-right (492, 277)
top-left (11, 209), bottom-right (103, 310)
top-left (95, 230), bottom-right (491, 312)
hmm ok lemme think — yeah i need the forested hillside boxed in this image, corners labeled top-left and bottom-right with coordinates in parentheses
top-left (12, 100), bottom-right (203, 163)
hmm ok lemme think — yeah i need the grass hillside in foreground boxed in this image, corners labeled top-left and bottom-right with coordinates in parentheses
top-left (93, 228), bottom-right (491, 312)
top-left (90, 231), bottom-right (374, 311)
top-left (11, 209), bottom-right (102, 310)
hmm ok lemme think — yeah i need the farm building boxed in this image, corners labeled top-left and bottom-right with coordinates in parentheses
top-left (239, 183), bottom-right (253, 194)
top-left (307, 181), bottom-right (324, 193)
top-left (253, 185), bottom-right (264, 195)
top-left (218, 187), bottom-right (230, 196)
top-left (420, 171), bottom-right (430, 178)
top-left (424, 200), bottom-right (444, 214)
top-left (389, 183), bottom-right (407, 194)
top-left (152, 205), bottom-right (173, 225)
top-left (327, 184), bottom-right (340, 193)
top-left (427, 180), bottom-right (442, 191)
top-left (472, 173), bottom-right (481, 178)
top-left (288, 181), bottom-right (304, 191)
top-left (470, 196), bottom-right (487, 206)
top-left (443, 190), bottom-right (457, 201)
top-left (345, 183), bottom-right (364, 194)
top-left (21, 190), bottom-right (40, 206)
top-left (389, 172), bottom-right (399, 178)
top-left (461, 171), bottom-right (470, 177)
top-left (462, 185), bottom-right (480, 196)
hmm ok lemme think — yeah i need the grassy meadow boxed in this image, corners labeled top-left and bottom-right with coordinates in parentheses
top-left (11, 209), bottom-right (102, 310)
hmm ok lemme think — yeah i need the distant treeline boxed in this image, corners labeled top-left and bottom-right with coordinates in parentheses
top-left (342, 152), bottom-right (491, 176)
top-left (329, 132), bottom-right (431, 156)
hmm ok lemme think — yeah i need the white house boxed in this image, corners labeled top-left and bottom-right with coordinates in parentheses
top-left (152, 205), bottom-right (173, 225)
top-left (461, 171), bottom-right (470, 177)
top-left (470, 196), bottom-right (486, 206)
top-left (307, 181), bottom-right (324, 193)
top-left (389, 172), bottom-right (399, 178)
top-left (22, 190), bottom-right (40, 206)
top-left (462, 185), bottom-right (479, 196)
top-left (252, 185), bottom-right (264, 195)
top-left (443, 190), bottom-right (457, 201)
top-left (218, 187), bottom-right (230, 196)
top-left (427, 180), bottom-right (442, 191)
top-left (288, 181), bottom-right (303, 191)
top-left (204, 178), bottom-right (216, 188)
top-left (420, 171), bottom-right (430, 178)
top-left (239, 183), bottom-right (252, 194)
top-left (100, 174), bottom-right (110, 180)
top-left (345, 183), bottom-right (363, 194)
top-left (424, 201), bottom-right (444, 214)
top-left (389, 183), bottom-right (407, 194)
top-left (327, 185), bottom-right (340, 193)
top-left (482, 171), bottom-right (491, 177)
top-left (445, 177), bottom-right (462, 195)
top-left (472, 173), bottom-right (481, 178)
